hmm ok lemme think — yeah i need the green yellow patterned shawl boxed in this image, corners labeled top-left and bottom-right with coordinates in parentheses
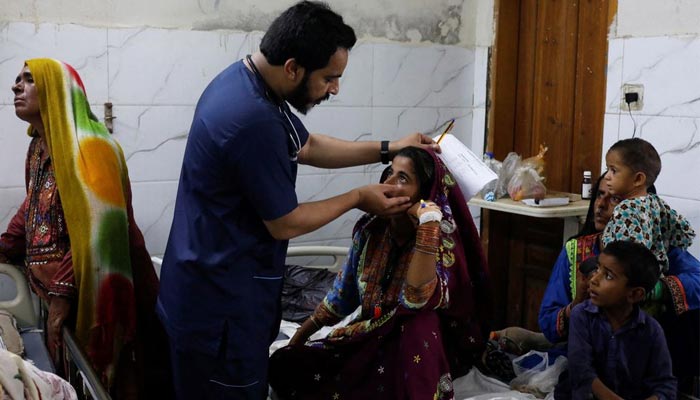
top-left (26, 58), bottom-right (135, 383)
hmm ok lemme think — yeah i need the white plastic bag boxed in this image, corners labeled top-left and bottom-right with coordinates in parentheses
top-left (495, 152), bottom-right (521, 199)
top-left (453, 367), bottom-right (537, 400)
top-left (511, 350), bottom-right (548, 377)
top-left (507, 166), bottom-right (546, 201)
top-left (510, 351), bottom-right (567, 398)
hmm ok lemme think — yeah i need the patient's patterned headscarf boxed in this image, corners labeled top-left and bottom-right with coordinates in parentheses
top-left (26, 58), bottom-right (135, 382)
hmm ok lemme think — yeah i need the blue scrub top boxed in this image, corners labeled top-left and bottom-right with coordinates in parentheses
top-left (157, 60), bottom-right (309, 356)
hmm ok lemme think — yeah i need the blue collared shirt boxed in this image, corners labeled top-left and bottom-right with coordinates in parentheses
top-left (568, 300), bottom-right (677, 400)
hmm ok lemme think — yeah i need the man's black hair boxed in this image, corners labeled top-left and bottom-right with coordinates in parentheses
top-left (260, 1), bottom-right (357, 73)
top-left (602, 240), bottom-right (660, 294)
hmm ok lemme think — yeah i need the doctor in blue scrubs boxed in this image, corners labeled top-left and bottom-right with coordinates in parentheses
top-left (156, 2), bottom-right (439, 398)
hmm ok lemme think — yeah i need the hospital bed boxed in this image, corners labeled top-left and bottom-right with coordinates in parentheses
top-left (0, 247), bottom-right (543, 400)
top-left (278, 246), bottom-right (553, 400)
top-left (0, 262), bottom-right (112, 400)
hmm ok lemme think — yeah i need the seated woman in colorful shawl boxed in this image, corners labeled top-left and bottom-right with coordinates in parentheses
top-left (268, 146), bottom-right (491, 399)
top-left (539, 173), bottom-right (700, 394)
top-left (0, 59), bottom-right (171, 398)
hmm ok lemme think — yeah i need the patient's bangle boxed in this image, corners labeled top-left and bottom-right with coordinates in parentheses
top-left (309, 315), bottom-right (322, 330)
top-left (415, 245), bottom-right (438, 255)
top-left (416, 225), bottom-right (440, 246)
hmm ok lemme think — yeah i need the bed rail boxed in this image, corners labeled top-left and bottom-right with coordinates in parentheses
top-left (62, 327), bottom-right (111, 400)
top-left (0, 263), bottom-right (37, 328)
top-left (286, 246), bottom-right (348, 271)
top-left (151, 248), bottom-right (349, 273)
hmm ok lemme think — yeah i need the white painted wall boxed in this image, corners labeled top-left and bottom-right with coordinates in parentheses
top-left (460, 0), bottom-right (494, 47)
top-left (1, 0), bottom-right (486, 47)
top-left (613, 0), bottom-right (700, 38)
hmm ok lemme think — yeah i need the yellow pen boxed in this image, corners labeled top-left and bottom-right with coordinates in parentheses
top-left (436, 119), bottom-right (455, 144)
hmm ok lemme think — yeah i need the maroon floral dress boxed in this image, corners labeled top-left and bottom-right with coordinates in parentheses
top-left (0, 136), bottom-right (75, 300)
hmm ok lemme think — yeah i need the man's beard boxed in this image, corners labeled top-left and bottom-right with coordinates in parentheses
top-left (287, 73), bottom-right (330, 115)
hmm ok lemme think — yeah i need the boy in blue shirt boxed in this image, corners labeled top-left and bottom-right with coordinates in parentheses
top-left (566, 240), bottom-right (677, 400)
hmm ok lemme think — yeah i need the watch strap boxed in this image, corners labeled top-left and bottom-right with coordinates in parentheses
top-left (380, 140), bottom-right (390, 164)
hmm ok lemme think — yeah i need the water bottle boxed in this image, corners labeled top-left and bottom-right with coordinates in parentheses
top-left (482, 152), bottom-right (499, 201)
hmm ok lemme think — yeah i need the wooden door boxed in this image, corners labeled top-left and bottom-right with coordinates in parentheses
top-left (485, 0), bottom-right (615, 330)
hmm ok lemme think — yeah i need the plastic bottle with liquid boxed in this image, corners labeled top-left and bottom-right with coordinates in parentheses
top-left (482, 152), bottom-right (500, 201)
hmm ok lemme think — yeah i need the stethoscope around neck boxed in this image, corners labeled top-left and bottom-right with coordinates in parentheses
top-left (246, 54), bottom-right (301, 162)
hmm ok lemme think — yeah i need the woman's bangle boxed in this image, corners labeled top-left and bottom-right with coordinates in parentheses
top-left (416, 224), bottom-right (440, 247)
top-left (309, 315), bottom-right (322, 330)
top-left (414, 246), bottom-right (437, 255)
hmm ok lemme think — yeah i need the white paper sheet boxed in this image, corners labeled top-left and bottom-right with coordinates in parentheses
top-left (434, 134), bottom-right (498, 200)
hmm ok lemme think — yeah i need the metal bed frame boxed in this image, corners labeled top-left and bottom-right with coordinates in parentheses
top-left (0, 262), bottom-right (110, 399)
top-left (0, 247), bottom-right (348, 399)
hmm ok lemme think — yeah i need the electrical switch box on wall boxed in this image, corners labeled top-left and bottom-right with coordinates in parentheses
top-left (621, 83), bottom-right (644, 111)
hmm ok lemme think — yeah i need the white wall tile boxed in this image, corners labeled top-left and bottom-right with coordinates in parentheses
top-left (294, 172), bottom-right (372, 243)
top-left (622, 35), bottom-right (700, 117)
top-left (111, 105), bottom-right (192, 182)
top-left (373, 44), bottom-right (474, 108)
top-left (108, 28), bottom-right (250, 105)
top-left (295, 171), bottom-right (372, 204)
top-left (0, 22), bottom-right (109, 105)
top-left (600, 113), bottom-right (621, 171)
top-left (326, 43), bottom-right (373, 107)
top-left (372, 106), bottom-right (472, 141)
top-left (618, 115), bottom-right (700, 200)
top-left (605, 38), bottom-right (624, 114)
top-left (0, 106), bottom-right (32, 187)
top-left (0, 188), bottom-right (26, 233)
top-left (295, 106), bottom-right (373, 143)
top-left (294, 106), bottom-right (373, 175)
top-left (130, 181), bottom-right (179, 257)
top-left (370, 106), bottom-right (474, 180)
top-left (249, 32), bottom-right (263, 54)
top-left (662, 196), bottom-right (700, 259)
